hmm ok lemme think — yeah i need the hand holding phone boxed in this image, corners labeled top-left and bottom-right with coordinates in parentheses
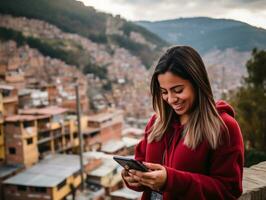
top-left (113, 156), bottom-right (148, 172)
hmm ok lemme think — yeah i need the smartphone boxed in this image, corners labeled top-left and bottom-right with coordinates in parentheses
top-left (113, 156), bottom-right (148, 172)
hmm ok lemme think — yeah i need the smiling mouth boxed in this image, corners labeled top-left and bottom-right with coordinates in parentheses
top-left (172, 102), bottom-right (184, 110)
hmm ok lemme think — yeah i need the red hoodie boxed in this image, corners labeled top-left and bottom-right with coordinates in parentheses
top-left (125, 101), bottom-right (244, 200)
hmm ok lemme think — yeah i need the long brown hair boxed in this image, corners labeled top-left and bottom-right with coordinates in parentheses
top-left (149, 46), bottom-right (228, 149)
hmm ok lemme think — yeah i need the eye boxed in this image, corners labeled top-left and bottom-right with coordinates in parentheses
top-left (173, 88), bottom-right (183, 94)
top-left (160, 90), bottom-right (167, 95)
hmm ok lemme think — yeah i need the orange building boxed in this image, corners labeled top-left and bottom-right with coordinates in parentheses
top-left (0, 84), bottom-right (18, 117)
top-left (20, 106), bottom-right (79, 159)
top-left (0, 56), bottom-right (26, 90)
top-left (83, 110), bottom-right (123, 151)
top-left (4, 115), bottom-right (39, 167)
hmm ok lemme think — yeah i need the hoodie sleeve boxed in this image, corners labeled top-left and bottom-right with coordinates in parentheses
top-left (163, 112), bottom-right (244, 200)
top-left (123, 114), bottom-right (156, 192)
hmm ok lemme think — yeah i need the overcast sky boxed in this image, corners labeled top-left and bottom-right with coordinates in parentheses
top-left (78, 0), bottom-right (266, 29)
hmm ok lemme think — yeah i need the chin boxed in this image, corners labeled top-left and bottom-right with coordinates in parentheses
top-left (174, 109), bottom-right (186, 115)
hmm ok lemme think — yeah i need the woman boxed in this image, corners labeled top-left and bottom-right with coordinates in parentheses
top-left (121, 46), bottom-right (244, 200)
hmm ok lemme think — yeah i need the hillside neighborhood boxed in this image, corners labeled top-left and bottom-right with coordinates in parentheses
top-left (0, 6), bottom-right (256, 200)
top-left (0, 14), bottom-right (149, 200)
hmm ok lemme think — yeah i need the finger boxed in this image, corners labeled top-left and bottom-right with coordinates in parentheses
top-left (121, 169), bottom-right (129, 177)
top-left (124, 176), bottom-right (136, 183)
top-left (131, 172), bottom-right (155, 186)
top-left (137, 178), bottom-right (154, 189)
top-left (130, 170), bottom-right (156, 180)
top-left (137, 176), bottom-right (162, 191)
top-left (143, 162), bottom-right (163, 170)
top-left (128, 182), bottom-right (142, 187)
top-left (129, 169), bottom-right (145, 177)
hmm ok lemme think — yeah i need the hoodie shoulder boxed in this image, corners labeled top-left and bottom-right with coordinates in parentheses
top-left (144, 114), bottom-right (157, 135)
top-left (216, 101), bottom-right (243, 148)
top-left (216, 100), bottom-right (237, 128)
top-left (216, 100), bottom-right (235, 117)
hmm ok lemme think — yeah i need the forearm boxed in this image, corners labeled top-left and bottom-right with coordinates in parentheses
top-left (164, 167), bottom-right (240, 200)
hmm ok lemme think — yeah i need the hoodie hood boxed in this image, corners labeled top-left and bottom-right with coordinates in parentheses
top-left (216, 100), bottom-right (235, 118)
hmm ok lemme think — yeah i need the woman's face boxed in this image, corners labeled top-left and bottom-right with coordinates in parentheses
top-left (158, 71), bottom-right (196, 123)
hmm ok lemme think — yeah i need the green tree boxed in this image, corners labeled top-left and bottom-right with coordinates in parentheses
top-left (229, 48), bottom-right (266, 166)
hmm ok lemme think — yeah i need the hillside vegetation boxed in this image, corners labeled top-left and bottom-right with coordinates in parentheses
top-left (0, 0), bottom-right (167, 68)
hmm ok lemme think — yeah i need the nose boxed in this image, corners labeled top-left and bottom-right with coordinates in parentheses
top-left (167, 92), bottom-right (178, 104)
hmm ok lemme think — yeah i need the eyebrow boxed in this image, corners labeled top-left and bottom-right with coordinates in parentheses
top-left (160, 85), bottom-right (184, 91)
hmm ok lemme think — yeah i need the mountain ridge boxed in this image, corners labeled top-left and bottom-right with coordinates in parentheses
top-left (136, 17), bottom-right (266, 54)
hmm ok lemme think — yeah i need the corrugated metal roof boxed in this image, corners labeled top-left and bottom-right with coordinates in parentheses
top-left (0, 164), bottom-right (22, 178)
top-left (20, 106), bottom-right (68, 116)
top-left (101, 140), bottom-right (125, 153)
top-left (110, 187), bottom-right (142, 199)
top-left (122, 127), bottom-right (144, 136)
top-left (88, 158), bottom-right (117, 177)
top-left (122, 137), bottom-right (139, 147)
top-left (0, 84), bottom-right (15, 90)
top-left (82, 127), bottom-right (100, 135)
top-left (83, 151), bottom-right (110, 160)
top-left (18, 88), bottom-right (32, 96)
top-left (39, 107), bottom-right (68, 115)
top-left (5, 114), bottom-right (47, 122)
top-left (87, 112), bottom-right (114, 123)
top-left (4, 172), bottom-right (63, 187)
top-left (27, 163), bottom-right (78, 178)
top-left (3, 154), bottom-right (82, 187)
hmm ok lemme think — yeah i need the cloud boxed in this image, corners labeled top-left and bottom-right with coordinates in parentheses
top-left (80, 0), bottom-right (266, 28)
top-left (114, 0), bottom-right (266, 11)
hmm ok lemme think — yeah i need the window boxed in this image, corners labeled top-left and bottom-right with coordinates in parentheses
top-left (9, 147), bottom-right (16, 154)
top-left (87, 121), bottom-right (100, 127)
top-left (52, 115), bottom-right (63, 123)
top-left (14, 122), bottom-right (20, 127)
top-left (27, 138), bottom-right (33, 145)
top-left (90, 131), bottom-right (100, 138)
top-left (23, 121), bottom-right (33, 128)
top-left (2, 89), bottom-right (11, 97)
top-left (17, 186), bottom-right (27, 191)
top-left (34, 187), bottom-right (47, 193)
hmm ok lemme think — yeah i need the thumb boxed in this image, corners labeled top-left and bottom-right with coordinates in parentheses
top-left (143, 162), bottom-right (163, 170)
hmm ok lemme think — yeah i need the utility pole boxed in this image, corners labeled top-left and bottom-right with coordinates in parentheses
top-left (221, 66), bottom-right (226, 98)
top-left (75, 83), bottom-right (85, 191)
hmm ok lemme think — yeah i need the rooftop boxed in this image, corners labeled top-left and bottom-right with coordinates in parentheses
top-left (84, 152), bottom-right (121, 177)
top-left (101, 140), bottom-right (125, 153)
top-left (5, 114), bottom-right (48, 122)
top-left (0, 84), bottom-right (15, 90)
top-left (87, 112), bottom-right (114, 123)
top-left (122, 137), bottom-right (140, 147)
top-left (82, 127), bottom-right (100, 135)
top-left (122, 127), bottom-right (144, 136)
top-left (87, 158), bottom-right (119, 177)
top-left (20, 106), bottom-right (68, 116)
top-left (110, 187), bottom-right (142, 199)
top-left (87, 110), bottom-right (123, 123)
top-left (0, 164), bottom-right (23, 179)
top-left (4, 154), bottom-right (82, 187)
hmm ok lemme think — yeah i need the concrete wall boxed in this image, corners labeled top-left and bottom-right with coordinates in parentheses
top-left (240, 161), bottom-right (266, 200)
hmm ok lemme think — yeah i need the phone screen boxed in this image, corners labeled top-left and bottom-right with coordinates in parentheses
top-left (113, 156), bottom-right (148, 172)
